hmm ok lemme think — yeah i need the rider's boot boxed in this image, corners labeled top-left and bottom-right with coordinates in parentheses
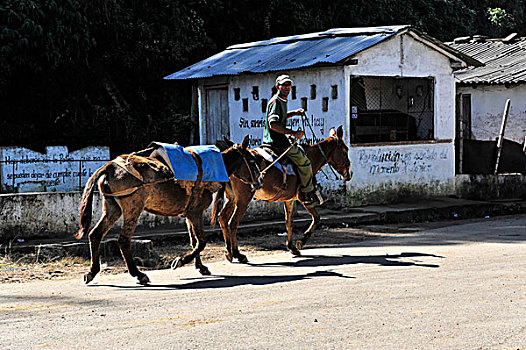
top-left (302, 188), bottom-right (323, 208)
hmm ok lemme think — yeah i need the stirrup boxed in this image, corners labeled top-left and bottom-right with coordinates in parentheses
top-left (302, 189), bottom-right (324, 208)
top-left (314, 189), bottom-right (324, 205)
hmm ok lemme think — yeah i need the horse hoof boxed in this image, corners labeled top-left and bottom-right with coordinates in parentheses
top-left (237, 254), bottom-right (249, 264)
top-left (295, 240), bottom-right (304, 251)
top-left (290, 248), bottom-right (302, 256)
top-left (84, 273), bottom-right (94, 284)
top-left (138, 274), bottom-right (150, 285)
top-left (171, 257), bottom-right (183, 270)
top-left (225, 253), bottom-right (233, 263)
top-left (199, 266), bottom-right (211, 275)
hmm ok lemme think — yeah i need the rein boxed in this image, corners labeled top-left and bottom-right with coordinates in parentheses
top-left (231, 147), bottom-right (261, 186)
top-left (315, 140), bottom-right (340, 180)
top-left (260, 142), bottom-right (295, 175)
top-left (300, 113), bottom-right (341, 180)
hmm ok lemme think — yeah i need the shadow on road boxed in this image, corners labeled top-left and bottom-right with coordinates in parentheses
top-left (89, 252), bottom-right (442, 290)
top-left (89, 270), bottom-right (353, 290)
top-left (250, 252), bottom-right (443, 269)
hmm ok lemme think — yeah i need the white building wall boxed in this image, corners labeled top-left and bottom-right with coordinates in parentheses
top-left (196, 33), bottom-right (460, 206)
top-left (227, 68), bottom-right (346, 147)
top-left (343, 34), bottom-right (457, 203)
top-left (0, 146), bottom-right (109, 193)
top-left (349, 34), bottom-right (457, 139)
top-left (348, 141), bottom-right (455, 204)
top-left (226, 69), bottom-right (350, 206)
top-left (458, 84), bottom-right (526, 143)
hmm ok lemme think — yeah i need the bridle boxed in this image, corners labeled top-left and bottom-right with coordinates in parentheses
top-left (317, 138), bottom-right (349, 180)
top-left (231, 146), bottom-right (262, 187)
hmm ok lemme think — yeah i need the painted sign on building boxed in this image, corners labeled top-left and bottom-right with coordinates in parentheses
top-left (347, 141), bottom-right (455, 204)
top-left (0, 146), bottom-right (110, 193)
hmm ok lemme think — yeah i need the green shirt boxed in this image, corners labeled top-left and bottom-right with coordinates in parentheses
top-left (263, 94), bottom-right (289, 149)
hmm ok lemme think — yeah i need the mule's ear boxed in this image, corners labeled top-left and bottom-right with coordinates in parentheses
top-left (222, 135), bottom-right (235, 147)
top-left (329, 127), bottom-right (336, 138)
top-left (215, 140), bottom-right (229, 151)
top-left (337, 125), bottom-right (344, 139)
top-left (241, 134), bottom-right (250, 149)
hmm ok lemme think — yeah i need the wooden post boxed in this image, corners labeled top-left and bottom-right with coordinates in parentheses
top-left (78, 160), bottom-right (82, 191)
top-left (458, 117), bottom-right (464, 174)
top-left (494, 99), bottom-right (511, 175)
top-left (457, 94), bottom-right (464, 174)
top-left (190, 84), bottom-right (199, 145)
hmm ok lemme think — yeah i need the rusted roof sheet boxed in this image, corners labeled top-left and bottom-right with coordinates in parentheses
top-left (165, 25), bottom-right (478, 80)
top-left (448, 37), bottom-right (526, 85)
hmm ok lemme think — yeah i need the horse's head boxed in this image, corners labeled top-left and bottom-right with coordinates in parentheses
top-left (222, 135), bottom-right (263, 190)
top-left (327, 125), bottom-right (353, 181)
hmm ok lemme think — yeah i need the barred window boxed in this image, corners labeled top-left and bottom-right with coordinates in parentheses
top-left (301, 97), bottom-right (308, 111)
top-left (350, 76), bottom-right (435, 143)
top-left (331, 85), bottom-right (338, 99)
top-left (242, 98), bottom-right (249, 112)
top-left (310, 85), bottom-right (316, 99)
top-left (251, 86), bottom-right (259, 100)
top-left (322, 97), bottom-right (329, 112)
top-left (261, 98), bottom-right (268, 113)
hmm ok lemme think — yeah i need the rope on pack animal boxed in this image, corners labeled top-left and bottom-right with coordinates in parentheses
top-left (100, 178), bottom-right (173, 197)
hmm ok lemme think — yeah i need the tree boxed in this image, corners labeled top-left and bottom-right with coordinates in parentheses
top-left (1, 0), bottom-right (525, 155)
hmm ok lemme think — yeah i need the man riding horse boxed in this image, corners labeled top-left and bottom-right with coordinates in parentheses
top-left (263, 74), bottom-right (320, 208)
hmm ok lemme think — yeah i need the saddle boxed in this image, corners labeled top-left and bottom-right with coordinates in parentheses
top-left (256, 145), bottom-right (297, 190)
top-left (110, 142), bottom-right (224, 214)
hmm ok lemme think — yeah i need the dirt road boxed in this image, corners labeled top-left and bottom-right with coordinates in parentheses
top-left (1, 215), bottom-right (525, 349)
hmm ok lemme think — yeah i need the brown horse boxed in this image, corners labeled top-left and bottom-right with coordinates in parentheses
top-left (212, 126), bottom-right (352, 263)
top-left (76, 135), bottom-right (262, 284)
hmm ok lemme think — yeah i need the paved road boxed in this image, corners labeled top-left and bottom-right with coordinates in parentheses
top-left (1, 215), bottom-right (525, 350)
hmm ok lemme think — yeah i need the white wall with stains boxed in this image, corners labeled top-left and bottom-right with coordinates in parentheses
top-left (458, 84), bottom-right (526, 144)
top-left (347, 141), bottom-right (455, 204)
top-left (196, 33), bottom-right (459, 205)
top-left (342, 33), bottom-right (457, 203)
top-left (0, 146), bottom-right (109, 193)
top-left (226, 67), bottom-right (347, 147)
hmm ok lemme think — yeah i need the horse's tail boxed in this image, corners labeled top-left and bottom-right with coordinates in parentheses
top-left (210, 185), bottom-right (225, 227)
top-left (75, 162), bottom-right (111, 239)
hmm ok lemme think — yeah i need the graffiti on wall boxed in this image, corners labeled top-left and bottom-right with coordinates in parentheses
top-left (0, 146), bottom-right (110, 193)
top-left (235, 115), bottom-right (327, 147)
top-left (356, 146), bottom-right (450, 176)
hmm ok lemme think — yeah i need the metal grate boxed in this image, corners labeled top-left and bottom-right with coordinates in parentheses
top-left (350, 76), bottom-right (435, 143)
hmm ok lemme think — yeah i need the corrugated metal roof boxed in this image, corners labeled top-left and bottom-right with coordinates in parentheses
top-left (448, 37), bottom-right (526, 85)
top-left (165, 26), bottom-right (410, 80)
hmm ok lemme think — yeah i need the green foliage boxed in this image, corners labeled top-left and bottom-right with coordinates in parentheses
top-left (487, 7), bottom-right (515, 29)
top-left (1, 0), bottom-right (93, 73)
top-left (1, 0), bottom-right (206, 156)
top-left (488, 7), bottom-right (506, 26)
top-left (1, 0), bottom-right (525, 156)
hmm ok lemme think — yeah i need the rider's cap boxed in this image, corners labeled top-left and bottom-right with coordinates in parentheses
top-left (276, 74), bottom-right (293, 86)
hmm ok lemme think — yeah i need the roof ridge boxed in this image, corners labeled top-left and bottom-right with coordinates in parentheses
top-left (227, 25), bottom-right (410, 50)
